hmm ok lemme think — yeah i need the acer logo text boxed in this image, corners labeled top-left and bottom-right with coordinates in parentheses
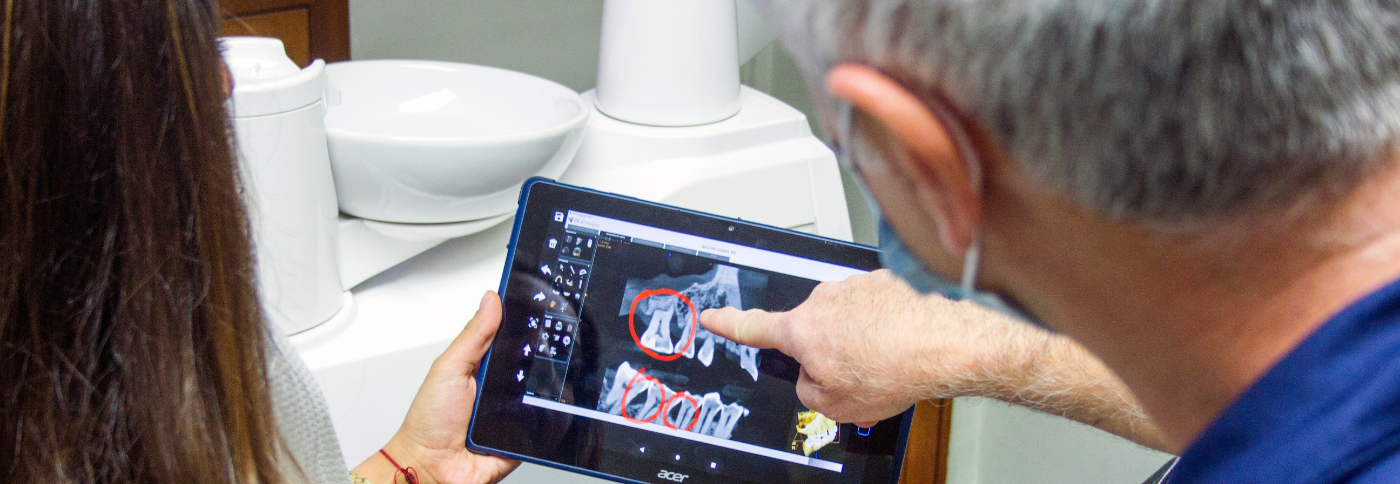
top-left (657, 470), bottom-right (689, 482)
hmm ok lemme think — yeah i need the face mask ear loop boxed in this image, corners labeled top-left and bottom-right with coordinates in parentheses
top-left (924, 100), bottom-right (984, 295)
top-left (843, 95), bottom-right (981, 295)
top-left (834, 102), bottom-right (856, 167)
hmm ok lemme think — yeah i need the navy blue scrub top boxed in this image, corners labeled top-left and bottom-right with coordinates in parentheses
top-left (1167, 277), bottom-right (1400, 483)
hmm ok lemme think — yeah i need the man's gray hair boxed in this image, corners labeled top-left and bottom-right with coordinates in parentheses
top-left (760, 0), bottom-right (1400, 225)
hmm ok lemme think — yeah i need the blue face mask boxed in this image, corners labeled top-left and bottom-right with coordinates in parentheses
top-left (876, 218), bottom-right (1033, 323)
top-left (833, 103), bottom-right (1041, 328)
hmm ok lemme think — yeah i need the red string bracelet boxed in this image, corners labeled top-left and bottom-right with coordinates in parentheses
top-left (378, 449), bottom-right (420, 484)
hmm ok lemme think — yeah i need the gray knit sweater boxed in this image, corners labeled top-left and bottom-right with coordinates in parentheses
top-left (266, 322), bottom-right (352, 483)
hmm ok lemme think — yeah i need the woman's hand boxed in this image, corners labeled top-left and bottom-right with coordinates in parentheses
top-left (354, 291), bottom-right (520, 484)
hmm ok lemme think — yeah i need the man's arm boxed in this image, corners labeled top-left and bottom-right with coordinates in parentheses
top-left (698, 270), bottom-right (1172, 453)
top-left (998, 329), bottom-right (1172, 453)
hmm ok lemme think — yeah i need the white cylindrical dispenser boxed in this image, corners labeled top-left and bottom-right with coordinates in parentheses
top-left (223, 37), bottom-right (346, 335)
top-left (594, 0), bottom-right (741, 126)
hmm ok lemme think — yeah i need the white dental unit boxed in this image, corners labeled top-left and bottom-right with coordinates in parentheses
top-left (225, 0), bottom-right (848, 477)
top-left (227, 0), bottom-right (1176, 482)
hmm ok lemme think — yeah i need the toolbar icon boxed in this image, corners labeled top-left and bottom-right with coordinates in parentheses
top-left (554, 212), bottom-right (565, 222)
top-left (533, 292), bottom-right (546, 302)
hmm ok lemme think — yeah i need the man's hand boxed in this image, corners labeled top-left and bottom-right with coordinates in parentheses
top-left (354, 291), bottom-right (520, 484)
top-left (699, 270), bottom-right (1048, 424)
top-left (700, 271), bottom-right (1174, 452)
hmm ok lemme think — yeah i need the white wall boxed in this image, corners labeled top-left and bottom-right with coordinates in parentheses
top-left (947, 398), bottom-right (1173, 484)
top-left (349, 3), bottom-right (1171, 482)
top-left (348, 0), bottom-right (881, 246)
top-left (349, 0), bottom-right (606, 93)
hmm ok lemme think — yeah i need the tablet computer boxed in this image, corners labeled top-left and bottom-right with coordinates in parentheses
top-left (469, 179), bottom-right (912, 484)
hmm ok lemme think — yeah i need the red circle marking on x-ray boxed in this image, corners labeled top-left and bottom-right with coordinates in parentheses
top-left (662, 392), bottom-right (701, 432)
top-left (628, 288), bottom-right (698, 362)
top-left (620, 369), bottom-right (664, 424)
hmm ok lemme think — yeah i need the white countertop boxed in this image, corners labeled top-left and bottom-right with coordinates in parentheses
top-left (292, 218), bottom-right (617, 484)
top-left (292, 219), bottom-right (514, 465)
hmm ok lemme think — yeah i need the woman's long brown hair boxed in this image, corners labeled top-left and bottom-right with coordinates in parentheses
top-left (0, 1), bottom-right (285, 482)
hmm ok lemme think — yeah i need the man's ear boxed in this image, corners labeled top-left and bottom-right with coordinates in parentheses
top-left (825, 63), bottom-right (982, 255)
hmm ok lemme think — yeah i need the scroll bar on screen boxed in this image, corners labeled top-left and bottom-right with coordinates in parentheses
top-left (521, 396), bottom-right (844, 473)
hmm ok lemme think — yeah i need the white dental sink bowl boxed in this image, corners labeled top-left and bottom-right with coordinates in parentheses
top-left (324, 60), bottom-right (588, 224)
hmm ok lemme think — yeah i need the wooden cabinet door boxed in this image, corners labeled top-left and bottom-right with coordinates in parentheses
top-left (899, 400), bottom-right (955, 484)
top-left (221, 0), bottom-right (349, 67)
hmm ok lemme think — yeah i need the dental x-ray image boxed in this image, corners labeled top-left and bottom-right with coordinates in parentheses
top-left (547, 236), bottom-right (828, 456)
top-left (597, 362), bottom-right (751, 439)
top-left (618, 264), bottom-right (767, 380)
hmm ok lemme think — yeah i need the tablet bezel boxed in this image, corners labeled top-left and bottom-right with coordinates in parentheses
top-left (468, 178), bottom-right (913, 484)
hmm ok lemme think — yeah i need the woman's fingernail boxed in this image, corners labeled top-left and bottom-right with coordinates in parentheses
top-left (480, 291), bottom-right (492, 307)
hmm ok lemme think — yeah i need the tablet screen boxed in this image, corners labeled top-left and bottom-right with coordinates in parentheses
top-left (471, 180), bottom-right (909, 484)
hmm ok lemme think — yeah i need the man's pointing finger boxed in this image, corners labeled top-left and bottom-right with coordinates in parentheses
top-left (699, 307), bottom-right (788, 351)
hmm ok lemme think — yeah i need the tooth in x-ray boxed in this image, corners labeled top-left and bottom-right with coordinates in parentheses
top-left (625, 381), bottom-right (665, 421)
top-left (598, 362), bottom-right (749, 440)
top-left (696, 334), bottom-right (715, 366)
top-left (695, 392), bottom-right (750, 440)
top-left (639, 297), bottom-right (677, 355)
top-left (678, 308), bottom-right (696, 358)
top-left (726, 340), bottom-right (761, 381)
top-left (598, 361), bottom-right (642, 415)
top-left (691, 328), bottom-right (758, 380)
top-left (663, 392), bottom-right (700, 429)
top-left (695, 393), bottom-right (723, 436)
top-left (622, 265), bottom-right (745, 355)
top-left (620, 264), bottom-right (761, 379)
